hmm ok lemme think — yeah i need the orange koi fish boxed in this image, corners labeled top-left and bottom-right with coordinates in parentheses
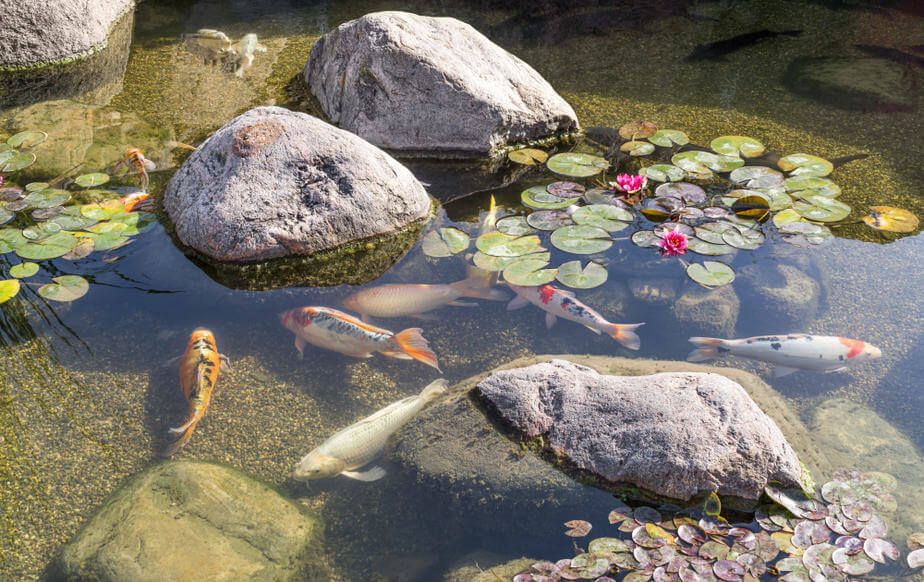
top-left (118, 191), bottom-right (152, 211)
top-left (110, 148), bottom-right (156, 191)
top-left (343, 277), bottom-right (507, 320)
top-left (279, 306), bottom-right (440, 371)
top-left (164, 328), bottom-right (230, 456)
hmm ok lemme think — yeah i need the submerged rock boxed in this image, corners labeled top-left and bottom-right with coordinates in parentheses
top-left (0, 0), bottom-right (134, 68)
top-left (671, 282), bottom-right (740, 338)
top-left (303, 11), bottom-right (579, 158)
top-left (443, 555), bottom-right (535, 582)
top-left (784, 56), bottom-right (916, 112)
top-left (162, 106), bottom-right (432, 263)
top-left (50, 460), bottom-right (328, 581)
top-left (737, 261), bottom-right (821, 331)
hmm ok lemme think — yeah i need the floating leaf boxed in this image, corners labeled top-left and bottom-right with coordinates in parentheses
top-left (833, 548), bottom-right (875, 575)
top-left (908, 548), bottom-right (924, 569)
top-left (704, 492), bottom-right (722, 516)
top-left (422, 227), bottom-right (470, 257)
top-left (783, 176), bottom-right (841, 198)
top-left (673, 151), bottom-right (744, 174)
top-left (730, 166), bottom-right (784, 188)
top-left (108, 211), bottom-right (157, 235)
top-left (503, 258), bottom-right (557, 286)
top-left (862, 206), bottom-right (919, 232)
top-left (778, 154), bottom-right (833, 177)
top-left (15, 231), bottom-right (77, 260)
top-left (793, 195), bottom-right (851, 222)
top-left (0, 228), bottom-right (28, 253)
top-left (31, 206), bottom-right (65, 221)
top-left (550, 225), bottom-right (612, 254)
top-left (547, 153), bottom-right (609, 177)
top-left (639, 200), bottom-right (671, 221)
top-left (583, 188), bottom-right (623, 206)
top-left (7, 130), bottom-right (47, 148)
top-left (24, 182), bottom-right (48, 192)
top-left (619, 121), bottom-right (658, 140)
top-left (908, 532), bottom-right (924, 550)
top-left (496, 216), bottom-right (536, 236)
top-left (38, 275), bottom-right (88, 302)
top-left (631, 230), bottom-right (659, 248)
top-left (24, 188), bottom-right (70, 208)
top-left (556, 260), bottom-right (607, 289)
top-left (22, 222), bottom-right (63, 240)
top-left (863, 538), bottom-right (898, 563)
top-left (74, 172), bottom-right (111, 188)
top-left (521, 185), bottom-right (573, 210)
top-left (0, 206), bottom-right (11, 226)
top-left (730, 191), bottom-right (771, 220)
top-left (61, 237), bottom-right (95, 260)
top-left (527, 210), bottom-right (572, 230)
top-left (641, 164), bottom-right (686, 182)
top-left (722, 227), bottom-right (765, 250)
top-left (547, 181), bottom-right (585, 198)
top-left (687, 239), bottom-right (734, 255)
top-left (438, 227), bottom-right (470, 254)
top-left (571, 204), bottom-right (632, 231)
top-left (476, 232), bottom-right (544, 257)
top-left (687, 261), bottom-right (735, 287)
top-left (694, 222), bottom-right (737, 244)
top-left (765, 188), bottom-right (794, 211)
top-left (51, 212), bottom-right (98, 230)
top-left (0, 279), bottom-right (20, 303)
top-left (620, 140), bottom-right (656, 156)
top-left (711, 135), bottom-right (765, 158)
top-left (0, 151), bottom-right (36, 172)
top-left (647, 129), bottom-right (688, 147)
top-left (655, 182), bottom-right (706, 204)
top-left (703, 207), bottom-right (730, 219)
top-left (508, 148), bottom-right (549, 165)
top-left (472, 251), bottom-right (549, 272)
top-left (9, 262), bottom-right (39, 278)
top-left (564, 520), bottom-right (592, 537)
top-left (91, 232), bottom-right (131, 251)
top-left (81, 199), bottom-right (125, 220)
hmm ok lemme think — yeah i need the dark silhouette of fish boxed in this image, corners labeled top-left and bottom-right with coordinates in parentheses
top-left (687, 29), bottom-right (802, 61)
top-left (855, 44), bottom-right (924, 67)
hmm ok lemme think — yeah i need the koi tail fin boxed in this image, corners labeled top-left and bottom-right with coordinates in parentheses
top-left (479, 195), bottom-right (498, 235)
top-left (601, 322), bottom-right (644, 350)
top-left (449, 277), bottom-right (509, 301)
top-left (419, 379), bottom-right (449, 403)
top-left (391, 328), bottom-right (441, 371)
top-left (164, 414), bottom-right (202, 457)
top-left (687, 337), bottom-right (726, 362)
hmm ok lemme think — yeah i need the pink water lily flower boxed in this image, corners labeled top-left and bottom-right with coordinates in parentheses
top-left (611, 173), bottom-right (647, 194)
top-left (657, 225), bottom-right (688, 257)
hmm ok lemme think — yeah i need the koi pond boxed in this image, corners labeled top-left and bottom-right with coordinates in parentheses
top-left (1, 1), bottom-right (922, 581)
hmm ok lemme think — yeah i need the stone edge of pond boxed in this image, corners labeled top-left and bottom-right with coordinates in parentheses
top-left (154, 193), bottom-right (436, 290)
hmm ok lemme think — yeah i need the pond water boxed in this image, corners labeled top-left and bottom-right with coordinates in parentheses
top-left (1, 0), bottom-right (922, 580)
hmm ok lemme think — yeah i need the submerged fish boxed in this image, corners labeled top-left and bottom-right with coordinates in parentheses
top-left (687, 334), bottom-right (881, 376)
top-left (686, 29), bottom-right (802, 61)
top-left (232, 33), bottom-right (267, 77)
top-left (343, 277), bottom-right (507, 320)
top-left (294, 379), bottom-right (448, 482)
top-left (165, 328), bottom-right (230, 456)
top-left (507, 284), bottom-right (644, 350)
top-left (279, 306), bottom-right (440, 370)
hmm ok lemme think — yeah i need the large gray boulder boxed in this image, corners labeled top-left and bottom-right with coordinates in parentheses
top-left (162, 106), bottom-right (432, 263)
top-left (50, 460), bottom-right (328, 581)
top-left (303, 11), bottom-right (579, 158)
top-left (0, 0), bottom-right (134, 68)
top-left (477, 359), bottom-right (806, 501)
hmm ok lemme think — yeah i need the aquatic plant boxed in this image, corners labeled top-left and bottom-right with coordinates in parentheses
top-left (613, 174), bottom-right (648, 194)
top-left (513, 469), bottom-right (913, 582)
top-left (655, 225), bottom-right (687, 257)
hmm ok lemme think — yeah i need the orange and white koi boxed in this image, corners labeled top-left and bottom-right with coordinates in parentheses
top-left (342, 277), bottom-right (507, 320)
top-left (118, 191), bottom-right (152, 211)
top-left (164, 328), bottom-right (230, 456)
top-left (687, 334), bottom-right (882, 376)
top-left (110, 148), bottom-right (156, 191)
top-left (507, 284), bottom-right (644, 350)
top-left (279, 307), bottom-right (440, 370)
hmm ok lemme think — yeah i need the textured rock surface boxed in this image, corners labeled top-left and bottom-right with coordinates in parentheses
top-left (0, 0), bottom-right (134, 68)
top-left (304, 11), bottom-right (579, 158)
top-left (162, 106), bottom-right (431, 263)
top-left (785, 56), bottom-right (916, 112)
top-left (50, 460), bottom-right (327, 581)
top-left (477, 359), bottom-right (805, 501)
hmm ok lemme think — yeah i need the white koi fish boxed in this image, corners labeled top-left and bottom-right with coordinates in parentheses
top-left (687, 334), bottom-right (882, 376)
top-left (294, 379), bottom-right (448, 482)
top-left (507, 283), bottom-right (644, 350)
top-left (279, 306), bottom-right (440, 370)
top-left (233, 33), bottom-right (266, 77)
top-left (343, 277), bottom-right (507, 320)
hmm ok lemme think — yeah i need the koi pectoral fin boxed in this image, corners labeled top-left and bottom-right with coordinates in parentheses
top-left (341, 465), bottom-right (387, 482)
top-left (446, 300), bottom-right (478, 307)
top-left (294, 336), bottom-right (306, 360)
top-left (506, 296), bottom-right (530, 310)
top-left (545, 312), bottom-right (557, 330)
top-left (825, 366), bottom-right (849, 373)
top-left (380, 351), bottom-right (413, 360)
top-left (342, 352), bottom-right (374, 358)
top-left (219, 354), bottom-right (232, 373)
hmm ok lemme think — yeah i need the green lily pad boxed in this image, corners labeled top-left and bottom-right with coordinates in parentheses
top-left (556, 260), bottom-right (607, 289)
top-left (526, 209), bottom-right (572, 230)
top-left (90, 232), bottom-right (131, 251)
top-left (687, 261), bottom-right (735, 287)
top-left (723, 227), bottom-right (765, 250)
top-left (773, 209), bottom-right (804, 228)
top-left (793, 195), bottom-right (851, 222)
top-left (672, 150), bottom-right (744, 174)
top-left (0, 228), bottom-right (28, 253)
top-left (730, 166), bottom-right (784, 188)
top-left (508, 148), bottom-right (548, 165)
top-left (22, 222), bottom-right (63, 240)
top-left (15, 231), bottom-right (77, 260)
top-left (476, 231), bottom-right (544, 257)
top-left (61, 237), bottom-right (96, 260)
top-left (550, 225), bottom-right (613, 254)
top-left (571, 204), bottom-right (632, 231)
top-left (863, 206), bottom-right (919, 232)
top-left (711, 135), bottom-right (765, 158)
top-left (729, 191), bottom-right (771, 220)
top-left (547, 181), bottom-right (585, 199)
top-left (74, 172), bottom-right (111, 188)
top-left (421, 227), bottom-right (470, 257)
top-left (85, 221), bottom-right (129, 235)
top-left (655, 182), bottom-right (706, 204)
top-left (780, 222), bottom-right (834, 246)
top-left (38, 275), bottom-right (89, 302)
top-left (631, 230), bottom-right (659, 248)
top-left (618, 121), bottom-right (658, 140)
top-left (7, 130), bottom-right (47, 148)
top-left (81, 200), bottom-right (125, 220)
top-left (521, 185), bottom-right (574, 210)
top-left (687, 238), bottom-right (734, 255)
top-left (1, 151), bottom-right (36, 173)
top-left (546, 152), bottom-right (609, 177)
top-left (472, 250), bottom-right (550, 272)
top-left (647, 129), bottom-right (689, 147)
top-left (620, 140), bottom-right (656, 156)
top-left (25, 182), bottom-right (48, 192)
top-left (583, 188), bottom-right (623, 206)
top-left (765, 188), bottom-right (794, 211)
top-left (0, 206), bottom-right (11, 225)
top-left (503, 258), bottom-right (557, 286)
top-left (778, 153), bottom-right (833, 177)
top-left (641, 164), bottom-right (686, 182)
top-left (50, 213), bottom-right (98, 230)
top-left (9, 262), bottom-right (39, 278)
top-left (108, 211), bottom-right (157, 233)
top-left (496, 216), bottom-right (536, 236)
top-left (0, 279), bottom-right (21, 304)
top-left (24, 188), bottom-right (70, 208)
top-left (694, 222), bottom-right (738, 244)
top-left (784, 176), bottom-right (841, 198)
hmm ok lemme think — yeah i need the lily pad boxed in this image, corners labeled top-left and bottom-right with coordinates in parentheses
top-left (620, 140), bottom-right (656, 156)
top-left (583, 188), bottom-right (623, 206)
top-left (631, 230), bottom-right (659, 248)
top-left (522, 185), bottom-right (574, 210)
top-left (37, 275), bottom-right (89, 302)
top-left (730, 191), bottom-right (771, 220)
top-left (833, 548), bottom-right (874, 575)
top-left (422, 227), bottom-right (470, 257)
top-left (687, 239), bottom-right (734, 255)
top-left (476, 232), bottom-right (544, 257)
top-left (74, 172), bottom-right (111, 188)
top-left (765, 189), bottom-right (794, 211)
top-left (793, 195), bottom-right (851, 222)
top-left (673, 151), bottom-right (744, 174)
top-left (1, 151), bottom-right (36, 173)
top-left (694, 222), bottom-right (738, 244)
top-left (108, 211), bottom-right (157, 235)
top-left (31, 206), bottom-right (65, 221)
top-left (0, 228), bottom-right (28, 253)
top-left (50, 213), bottom-right (98, 230)
top-left (547, 153), bottom-right (609, 177)
top-left (783, 176), bottom-right (841, 198)
top-left (15, 231), bottom-right (77, 260)
top-left (22, 222), bottom-right (63, 240)
top-left (722, 227), bottom-right (765, 250)
top-left (655, 182), bottom-right (706, 204)
top-left (547, 181), bottom-right (585, 198)
top-left (863, 206), bottom-right (919, 232)
top-left (778, 154), bottom-right (833, 177)
top-left (503, 258), bottom-right (557, 286)
top-left (9, 262), bottom-right (39, 278)
top-left (61, 237), bottom-right (96, 260)
top-left (648, 129), bottom-right (689, 147)
top-left (91, 232), bottom-right (131, 251)
top-left (556, 260), bottom-right (607, 289)
top-left (508, 148), bottom-right (549, 165)
top-left (0, 188), bottom-right (24, 202)
top-left (711, 135), bottom-right (765, 158)
top-left (0, 279), bottom-right (21, 303)
top-left (496, 216), bottom-right (536, 236)
top-left (564, 520), bottom-right (592, 537)
top-left (0, 206), bottom-right (11, 225)
top-left (773, 209), bottom-right (804, 228)
top-left (24, 188), bottom-right (70, 208)
top-left (780, 222), bottom-right (834, 246)
top-left (686, 261), bottom-right (735, 287)
top-left (571, 204), bottom-right (632, 231)
top-left (730, 166), bottom-right (784, 188)
top-left (907, 548), bottom-right (924, 569)
top-left (7, 130), bottom-right (47, 148)
top-left (25, 182), bottom-right (48, 192)
top-left (641, 164), bottom-right (686, 182)
top-left (550, 225), bottom-right (612, 254)
top-left (619, 121), bottom-right (658, 140)
top-left (527, 210), bottom-right (573, 230)
top-left (81, 199), bottom-right (125, 220)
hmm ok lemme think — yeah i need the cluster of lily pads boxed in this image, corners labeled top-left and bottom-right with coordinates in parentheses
top-left (513, 469), bottom-right (923, 582)
top-left (0, 130), bottom-right (157, 305)
top-left (421, 122), bottom-right (918, 290)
